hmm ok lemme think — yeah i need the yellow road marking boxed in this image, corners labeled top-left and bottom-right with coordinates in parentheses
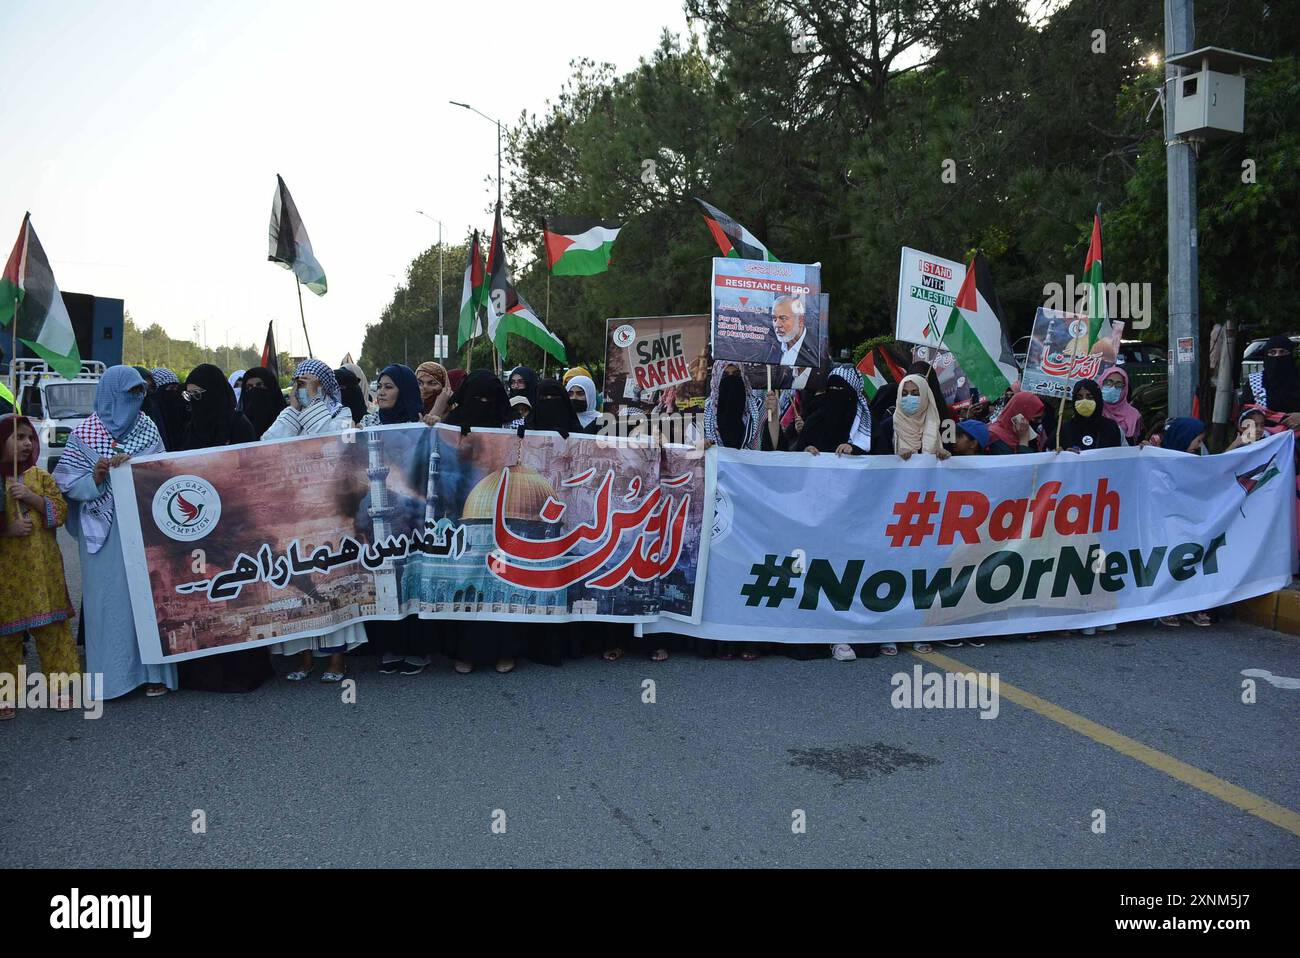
top-left (913, 650), bottom-right (1300, 838)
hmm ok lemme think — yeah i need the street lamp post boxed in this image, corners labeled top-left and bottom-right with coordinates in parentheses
top-left (450, 100), bottom-right (506, 375)
top-left (415, 211), bottom-right (445, 359)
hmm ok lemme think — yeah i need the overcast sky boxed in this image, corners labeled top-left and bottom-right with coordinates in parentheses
top-left (1, 0), bottom-right (691, 366)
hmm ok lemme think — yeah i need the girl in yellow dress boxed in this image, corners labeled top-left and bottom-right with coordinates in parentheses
top-left (1, 414), bottom-right (79, 719)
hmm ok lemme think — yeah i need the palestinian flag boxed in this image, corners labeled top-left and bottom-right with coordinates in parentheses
top-left (1237, 454), bottom-right (1280, 497)
top-left (268, 174), bottom-right (327, 295)
top-left (484, 205), bottom-right (509, 346)
top-left (494, 284), bottom-right (566, 365)
top-left (856, 349), bottom-right (890, 400)
top-left (878, 344), bottom-right (908, 384)
top-left (543, 217), bottom-right (622, 275)
top-left (693, 198), bottom-right (778, 262)
top-left (0, 213), bottom-right (82, 379)
top-left (1083, 210), bottom-right (1106, 343)
top-left (940, 252), bottom-right (1019, 399)
top-left (260, 320), bottom-right (279, 379)
top-left (458, 230), bottom-right (486, 348)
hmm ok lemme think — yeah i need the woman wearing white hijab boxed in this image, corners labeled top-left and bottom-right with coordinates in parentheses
top-left (892, 373), bottom-right (949, 460)
top-left (227, 369), bottom-right (246, 403)
top-left (259, 359), bottom-right (367, 681)
top-left (566, 375), bottom-right (601, 433)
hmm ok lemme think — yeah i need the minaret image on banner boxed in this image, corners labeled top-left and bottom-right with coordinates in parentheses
top-left (366, 430), bottom-right (401, 616)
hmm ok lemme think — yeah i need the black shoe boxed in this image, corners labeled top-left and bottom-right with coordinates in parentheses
top-left (379, 657), bottom-right (402, 674)
top-left (398, 658), bottom-right (428, 676)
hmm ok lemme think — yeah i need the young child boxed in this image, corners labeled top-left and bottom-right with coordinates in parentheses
top-left (1, 414), bottom-right (79, 719)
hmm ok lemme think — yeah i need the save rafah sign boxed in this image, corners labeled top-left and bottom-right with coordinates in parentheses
top-left (603, 314), bottom-right (712, 408)
top-left (644, 433), bottom-right (1296, 645)
top-left (112, 424), bottom-right (712, 663)
top-left (895, 246), bottom-right (966, 347)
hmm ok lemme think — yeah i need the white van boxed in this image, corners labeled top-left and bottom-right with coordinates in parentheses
top-left (10, 359), bottom-right (105, 472)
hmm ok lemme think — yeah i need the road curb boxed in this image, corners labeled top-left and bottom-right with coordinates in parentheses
top-left (1236, 587), bottom-right (1300, 634)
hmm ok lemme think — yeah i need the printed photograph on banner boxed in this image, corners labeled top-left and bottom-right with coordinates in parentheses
top-left (1021, 306), bottom-right (1125, 399)
top-left (895, 247), bottom-right (966, 347)
top-left (602, 314), bottom-right (712, 412)
top-left (910, 344), bottom-right (975, 409)
top-left (710, 258), bottom-right (822, 368)
top-left (118, 425), bottom-right (709, 662)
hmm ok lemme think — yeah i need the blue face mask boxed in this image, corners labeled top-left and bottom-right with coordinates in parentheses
top-left (1101, 385), bottom-right (1122, 404)
top-left (899, 394), bottom-right (922, 416)
top-left (297, 388), bottom-right (313, 407)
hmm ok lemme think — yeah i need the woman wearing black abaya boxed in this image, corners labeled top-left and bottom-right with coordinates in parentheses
top-left (179, 363), bottom-right (256, 450)
top-left (149, 368), bottom-right (188, 451)
top-left (236, 366), bottom-right (287, 439)
top-left (1060, 379), bottom-right (1122, 452)
top-left (175, 364), bottom-right (271, 693)
top-left (790, 366), bottom-right (872, 456)
top-left (524, 378), bottom-right (583, 437)
top-left (1245, 335), bottom-right (1300, 427)
top-left (334, 366), bottom-right (370, 425)
top-left (440, 370), bottom-right (525, 674)
top-left (868, 382), bottom-right (898, 456)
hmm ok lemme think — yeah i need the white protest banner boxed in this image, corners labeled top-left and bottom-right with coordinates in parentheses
top-left (895, 247), bottom-right (965, 347)
top-left (645, 433), bottom-right (1296, 644)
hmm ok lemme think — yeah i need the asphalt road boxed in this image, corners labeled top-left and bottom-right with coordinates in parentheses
top-left (2, 533), bottom-right (1298, 868)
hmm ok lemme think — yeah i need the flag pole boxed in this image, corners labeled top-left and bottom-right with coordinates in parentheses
top-left (295, 280), bottom-right (314, 357)
top-left (543, 271), bottom-right (551, 378)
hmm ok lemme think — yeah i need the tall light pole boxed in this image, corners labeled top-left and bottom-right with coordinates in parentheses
top-left (449, 100), bottom-right (502, 209)
top-left (415, 211), bottom-right (445, 359)
top-left (1164, 0), bottom-right (1197, 419)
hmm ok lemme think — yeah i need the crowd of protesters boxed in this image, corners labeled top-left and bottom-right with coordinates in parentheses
top-left (2, 336), bottom-right (1296, 716)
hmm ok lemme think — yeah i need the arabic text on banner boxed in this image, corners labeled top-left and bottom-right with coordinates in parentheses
top-left (1021, 306), bottom-right (1125, 400)
top-left (644, 433), bottom-right (1296, 644)
top-left (113, 425), bottom-right (712, 663)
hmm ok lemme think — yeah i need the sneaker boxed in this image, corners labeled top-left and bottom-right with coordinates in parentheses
top-left (831, 644), bottom-right (857, 662)
top-left (399, 657), bottom-right (429, 675)
top-left (379, 655), bottom-right (402, 675)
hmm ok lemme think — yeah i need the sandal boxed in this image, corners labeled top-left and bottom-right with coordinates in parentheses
top-left (740, 650), bottom-right (761, 661)
top-left (650, 649), bottom-right (669, 662)
top-left (966, 639), bottom-right (987, 648)
top-left (495, 659), bottom-right (516, 674)
top-left (601, 648), bottom-right (625, 662)
top-left (320, 671), bottom-right (346, 684)
top-left (913, 643), bottom-right (933, 654)
top-left (941, 640), bottom-right (964, 648)
top-left (145, 684), bottom-right (170, 697)
top-left (1156, 615), bottom-right (1182, 628)
top-left (453, 661), bottom-right (474, 675)
top-left (286, 669), bottom-right (312, 682)
top-left (1185, 611), bottom-right (1212, 627)
top-left (880, 643), bottom-right (898, 656)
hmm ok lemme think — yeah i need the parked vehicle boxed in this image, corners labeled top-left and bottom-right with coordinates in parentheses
top-left (1240, 334), bottom-right (1300, 382)
top-left (10, 359), bottom-right (105, 472)
top-left (1115, 340), bottom-right (1168, 393)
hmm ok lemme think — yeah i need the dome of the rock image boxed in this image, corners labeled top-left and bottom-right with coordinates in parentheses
top-left (462, 465), bottom-right (557, 522)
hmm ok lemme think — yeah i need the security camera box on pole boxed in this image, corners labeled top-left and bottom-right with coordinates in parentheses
top-left (1169, 47), bottom-right (1270, 139)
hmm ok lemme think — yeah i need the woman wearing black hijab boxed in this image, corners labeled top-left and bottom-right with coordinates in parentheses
top-left (1246, 335), bottom-right (1300, 426)
top-left (868, 382), bottom-right (898, 455)
top-left (149, 368), bottom-right (188, 451)
top-left (175, 365), bottom-right (271, 692)
top-left (790, 367), bottom-right (871, 455)
top-left (180, 364), bottom-right (255, 450)
top-left (237, 366), bottom-right (287, 439)
top-left (438, 369), bottom-right (523, 674)
top-left (443, 369), bottom-right (512, 434)
top-left (1060, 379), bottom-right (1122, 451)
top-left (525, 379), bottom-right (583, 437)
top-left (334, 366), bottom-right (369, 425)
top-left (507, 366), bottom-right (539, 407)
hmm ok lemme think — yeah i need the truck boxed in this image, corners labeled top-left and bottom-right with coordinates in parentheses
top-left (9, 359), bottom-right (106, 472)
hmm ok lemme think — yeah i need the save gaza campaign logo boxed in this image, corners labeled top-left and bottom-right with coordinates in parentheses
top-left (152, 475), bottom-right (221, 541)
top-left (613, 323), bottom-right (637, 349)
